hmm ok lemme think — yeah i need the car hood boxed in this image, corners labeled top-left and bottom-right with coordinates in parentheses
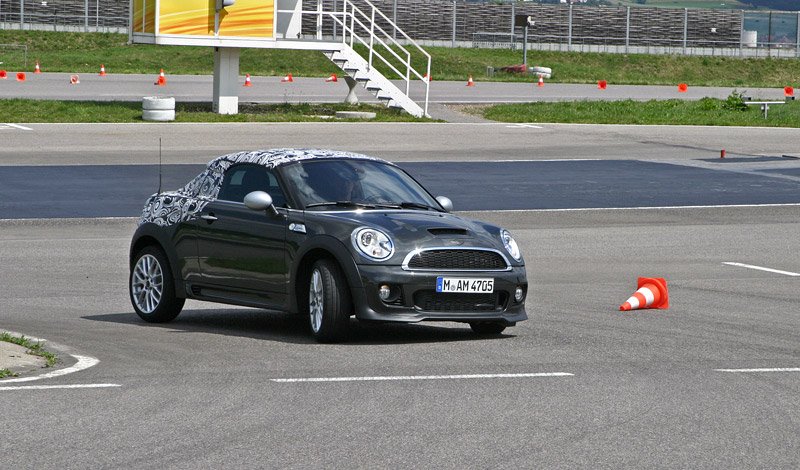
top-left (304, 209), bottom-right (518, 265)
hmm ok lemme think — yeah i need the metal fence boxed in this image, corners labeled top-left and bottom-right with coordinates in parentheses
top-left (0, 0), bottom-right (128, 33)
top-left (1, 0), bottom-right (799, 58)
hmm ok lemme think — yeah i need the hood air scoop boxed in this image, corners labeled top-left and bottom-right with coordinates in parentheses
top-left (428, 227), bottom-right (469, 237)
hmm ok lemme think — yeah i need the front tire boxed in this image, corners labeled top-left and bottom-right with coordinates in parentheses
top-left (469, 321), bottom-right (507, 335)
top-left (307, 259), bottom-right (352, 343)
top-left (130, 246), bottom-right (184, 323)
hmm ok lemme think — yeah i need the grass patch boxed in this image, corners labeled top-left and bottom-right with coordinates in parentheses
top-left (2, 30), bottom-right (800, 87)
top-left (0, 368), bottom-right (17, 379)
top-left (0, 332), bottom-right (58, 368)
top-left (480, 96), bottom-right (800, 127)
top-left (0, 100), bottom-right (434, 123)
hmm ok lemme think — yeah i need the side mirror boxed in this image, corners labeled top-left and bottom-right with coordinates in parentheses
top-left (244, 191), bottom-right (278, 216)
top-left (436, 196), bottom-right (454, 212)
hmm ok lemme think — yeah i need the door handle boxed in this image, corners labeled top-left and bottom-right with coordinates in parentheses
top-left (200, 214), bottom-right (218, 222)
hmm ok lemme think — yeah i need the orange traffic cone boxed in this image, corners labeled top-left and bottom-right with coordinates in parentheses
top-left (619, 277), bottom-right (669, 312)
top-left (325, 73), bottom-right (338, 83)
top-left (243, 74), bottom-right (252, 87)
top-left (34, 61), bottom-right (41, 74)
top-left (598, 80), bottom-right (607, 90)
top-left (0, 70), bottom-right (6, 79)
top-left (155, 69), bottom-right (166, 86)
top-left (537, 74), bottom-right (544, 87)
top-left (70, 74), bottom-right (80, 85)
top-left (678, 83), bottom-right (688, 93)
top-left (16, 72), bottom-right (26, 82)
top-left (99, 64), bottom-right (107, 76)
top-left (281, 73), bottom-right (294, 83)
top-left (423, 73), bottom-right (432, 82)
top-left (784, 86), bottom-right (794, 97)
top-left (466, 75), bottom-right (475, 87)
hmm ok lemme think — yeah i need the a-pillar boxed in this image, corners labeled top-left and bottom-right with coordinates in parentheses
top-left (213, 47), bottom-right (240, 114)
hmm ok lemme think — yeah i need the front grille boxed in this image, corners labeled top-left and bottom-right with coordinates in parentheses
top-left (406, 249), bottom-right (508, 271)
top-left (413, 291), bottom-right (507, 312)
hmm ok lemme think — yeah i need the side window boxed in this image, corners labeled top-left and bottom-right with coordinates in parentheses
top-left (217, 164), bottom-right (288, 207)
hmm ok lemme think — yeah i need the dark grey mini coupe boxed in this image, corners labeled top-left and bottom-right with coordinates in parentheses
top-left (129, 149), bottom-right (527, 342)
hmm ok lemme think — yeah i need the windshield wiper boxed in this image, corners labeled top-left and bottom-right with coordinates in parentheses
top-left (396, 201), bottom-right (442, 211)
top-left (304, 201), bottom-right (376, 210)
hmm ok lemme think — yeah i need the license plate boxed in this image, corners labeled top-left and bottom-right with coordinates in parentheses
top-left (436, 277), bottom-right (494, 294)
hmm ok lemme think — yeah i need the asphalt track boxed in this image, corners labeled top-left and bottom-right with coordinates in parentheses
top-left (2, 159), bottom-right (800, 218)
top-left (2, 121), bottom-right (800, 466)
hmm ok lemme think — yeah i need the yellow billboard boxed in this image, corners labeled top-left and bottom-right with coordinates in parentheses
top-left (158, 0), bottom-right (274, 38)
top-left (132, 0), bottom-right (156, 34)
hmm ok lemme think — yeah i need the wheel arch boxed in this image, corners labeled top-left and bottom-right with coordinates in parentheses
top-left (289, 236), bottom-right (362, 314)
top-left (130, 223), bottom-right (187, 298)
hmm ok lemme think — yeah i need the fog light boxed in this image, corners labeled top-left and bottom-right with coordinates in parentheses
top-left (514, 286), bottom-right (524, 302)
top-left (379, 284), bottom-right (392, 301)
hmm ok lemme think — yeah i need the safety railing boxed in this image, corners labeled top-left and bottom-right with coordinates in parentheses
top-left (283, 0), bottom-right (431, 116)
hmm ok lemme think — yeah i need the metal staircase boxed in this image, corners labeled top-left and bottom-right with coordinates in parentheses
top-left (313, 0), bottom-right (431, 118)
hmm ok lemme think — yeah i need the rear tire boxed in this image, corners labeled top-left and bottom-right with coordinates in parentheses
top-left (306, 259), bottom-right (352, 343)
top-left (469, 321), bottom-right (507, 335)
top-left (130, 246), bottom-right (184, 323)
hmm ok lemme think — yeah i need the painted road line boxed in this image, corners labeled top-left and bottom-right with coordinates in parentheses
top-left (1, 354), bottom-right (99, 383)
top-left (722, 262), bottom-right (800, 277)
top-left (2, 124), bottom-right (33, 131)
top-left (0, 384), bottom-right (121, 391)
top-left (271, 372), bottom-right (574, 383)
top-left (463, 203), bottom-right (800, 213)
top-left (715, 368), bottom-right (800, 373)
top-left (505, 124), bottom-right (543, 129)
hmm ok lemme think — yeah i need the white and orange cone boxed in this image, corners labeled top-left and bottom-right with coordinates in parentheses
top-left (537, 74), bottom-right (544, 87)
top-left (466, 75), bottom-right (475, 87)
top-left (34, 61), bottom-right (41, 74)
top-left (325, 73), bottom-right (338, 83)
top-left (99, 64), bottom-right (107, 76)
top-left (69, 74), bottom-right (80, 85)
top-left (0, 70), bottom-right (7, 79)
top-left (155, 69), bottom-right (166, 86)
top-left (619, 277), bottom-right (669, 312)
top-left (281, 73), bottom-right (294, 83)
top-left (423, 73), bottom-right (432, 82)
top-left (244, 73), bottom-right (252, 87)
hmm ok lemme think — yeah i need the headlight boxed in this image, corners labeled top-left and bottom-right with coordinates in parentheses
top-left (501, 229), bottom-right (522, 262)
top-left (352, 227), bottom-right (394, 261)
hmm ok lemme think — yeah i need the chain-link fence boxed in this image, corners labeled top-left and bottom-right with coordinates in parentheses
top-left (0, 0), bottom-right (128, 33)
top-left (1, 0), bottom-right (798, 58)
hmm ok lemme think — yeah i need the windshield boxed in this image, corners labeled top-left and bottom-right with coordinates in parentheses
top-left (282, 159), bottom-right (440, 210)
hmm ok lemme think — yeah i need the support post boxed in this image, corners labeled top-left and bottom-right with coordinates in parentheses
top-left (84, 0), bottom-right (89, 32)
top-left (568, 5), bottom-right (573, 49)
top-left (523, 26), bottom-right (528, 67)
top-left (344, 76), bottom-right (359, 105)
top-left (625, 7), bottom-right (630, 53)
top-left (212, 47), bottom-right (240, 115)
top-left (510, 2), bottom-right (515, 51)
top-left (683, 8), bottom-right (688, 54)
top-left (452, 0), bottom-right (456, 48)
top-left (316, 0), bottom-right (323, 40)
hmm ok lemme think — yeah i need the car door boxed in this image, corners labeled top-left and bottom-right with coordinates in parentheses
top-left (195, 164), bottom-right (289, 306)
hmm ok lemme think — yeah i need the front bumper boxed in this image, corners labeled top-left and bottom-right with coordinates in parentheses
top-left (351, 264), bottom-right (528, 325)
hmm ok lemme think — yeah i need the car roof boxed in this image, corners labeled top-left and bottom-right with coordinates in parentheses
top-left (207, 148), bottom-right (390, 172)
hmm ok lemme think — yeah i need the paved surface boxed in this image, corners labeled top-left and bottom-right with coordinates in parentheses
top-left (1, 208), bottom-right (799, 468)
top-left (0, 122), bottom-right (798, 166)
top-left (1, 121), bottom-right (799, 467)
top-left (3, 158), bottom-right (800, 219)
top-left (0, 72), bottom-right (789, 105)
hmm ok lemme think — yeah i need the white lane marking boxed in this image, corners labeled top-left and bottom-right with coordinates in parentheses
top-left (3, 123), bottom-right (33, 131)
top-left (722, 262), bottom-right (800, 277)
top-left (1, 354), bottom-right (99, 383)
top-left (271, 372), bottom-right (573, 383)
top-left (461, 203), bottom-right (800, 213)
top-left (0, 384), bottom-right (121, 391)
top-left (505, 124), bottom-right (543, 129)
top-left (715, 368), bottom-right (800, 373)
